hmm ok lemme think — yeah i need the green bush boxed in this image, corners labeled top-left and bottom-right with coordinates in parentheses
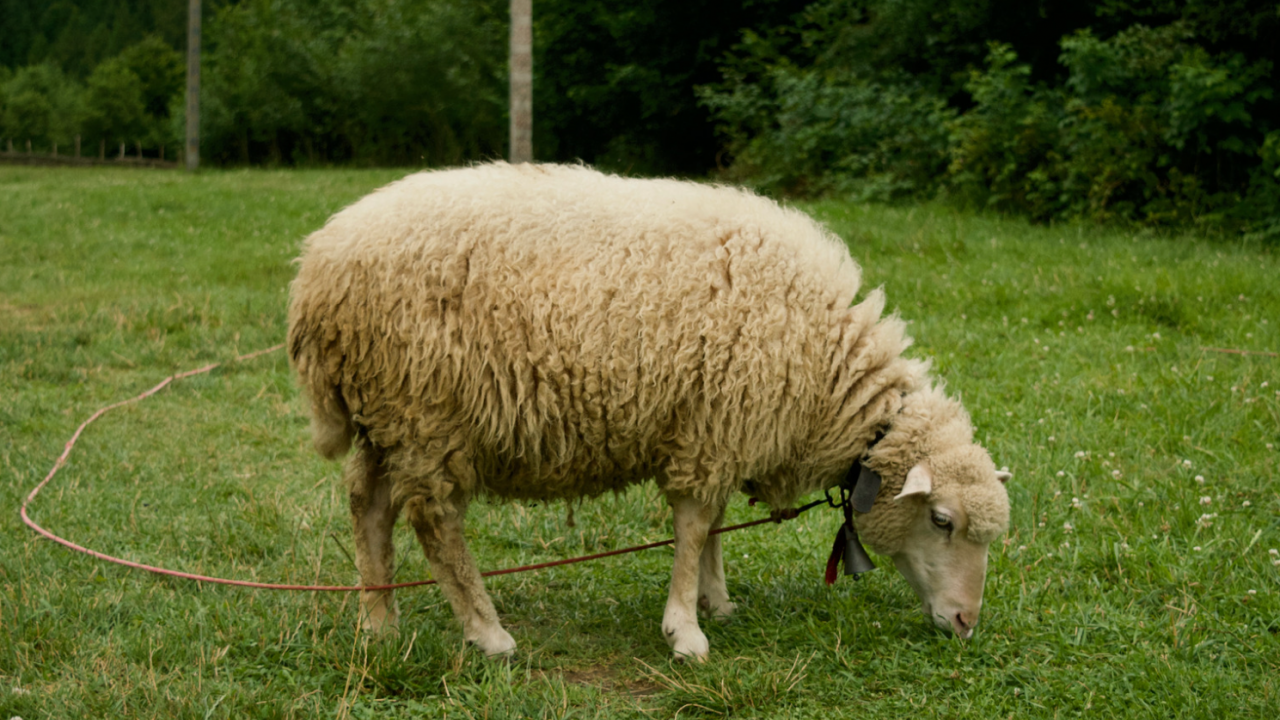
top-left (702, 66), bottom-right (953, 198)
top-left (946, 28), bottom-right (1274, 227)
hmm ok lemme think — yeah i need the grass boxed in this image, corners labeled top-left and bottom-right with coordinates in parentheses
top-left (1, 165), bottom-right (1277, 719)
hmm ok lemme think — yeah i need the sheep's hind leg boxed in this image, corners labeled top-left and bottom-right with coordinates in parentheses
top-left (406, 497), bottom-right (516, 658)
top-left (347, 444), bottom-right (400, 634)
top-left (697, 507), bottom-right (736, 619)
top-left (663, 493), bottom-right (722, 661)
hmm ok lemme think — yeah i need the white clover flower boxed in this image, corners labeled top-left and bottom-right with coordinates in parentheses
top-left (1269, 548), bottom-right (1278, 557)
top-left (1248, 589), bottom-right (1257, 595)
top-left (1182, 459), bottom-right (1193, 469)
top-left (1063, 522), bottom-right (1074, 533)
top-left (1071, 497), bottom-right (1082, 509)
top-left (1193, 546), bottom-right (1202, 552)
top-left (1138, 502), bottom-right (1144, 507)
top-left (1056, 471), bottom-right (1065, 477)
top-left (1075, 451), bottom-right (1086, 459)
top-left (1243, 501), bottom-right (1251, 508)
top-left (1112, 470), bottom-right (1122, 479)
top-left (1197, 513), bottom-right (1217, 528)
top-left (1125, 345), bottom-right (1135, 352)
top-left (1054, 490), bottom-right (1062, 498)
top-left (1200, 496), bottom-right (1212, 506)
top-left (1121, 542), bottom-right (1130, 551)
top-left (1018, 545), bottom-right (1027, 552)
top-left (1263, 382), bottom-right (1270, 388)
top-left (1061, 541), bottom-right (1070, 549)
top-left (1195, 475), bottom-right (1205, 484)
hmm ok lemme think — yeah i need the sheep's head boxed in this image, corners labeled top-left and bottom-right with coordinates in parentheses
top-left (856, 444), bottom-right (1010, 639)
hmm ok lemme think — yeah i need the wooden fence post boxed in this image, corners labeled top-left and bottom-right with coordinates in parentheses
top-left (509, 0), bottom-right (533, 163)
top-left (119, 143), bottom-right (125, 160)
top-left (99, 139), bottom-right (105, 160)
top-left (186, 0), bottom-right (202, 171)
top-left (26, 139), bottom-right (32, 154)
top-left (76, 135), bottom-right (81, 158)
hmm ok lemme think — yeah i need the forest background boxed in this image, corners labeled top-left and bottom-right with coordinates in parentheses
top-left (1, 0), bottom-right (1278, 235)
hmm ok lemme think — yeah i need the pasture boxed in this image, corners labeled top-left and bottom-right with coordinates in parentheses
top-left (1, 166), bottom-right (1277, 718)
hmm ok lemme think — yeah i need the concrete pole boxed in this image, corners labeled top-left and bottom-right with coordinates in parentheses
top-left (185, 0), bottom-right (201, 171)
top-left (509, 0), bottom-right (532, 163)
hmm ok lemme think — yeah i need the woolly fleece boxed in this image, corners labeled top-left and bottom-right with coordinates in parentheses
top-left (287, 163), bottom-right (952, 522)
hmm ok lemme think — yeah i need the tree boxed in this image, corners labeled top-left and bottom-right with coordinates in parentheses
top-left (0, 64), bottom-right (82, 150)
top-left (81, 57), bottom-right (145, 151)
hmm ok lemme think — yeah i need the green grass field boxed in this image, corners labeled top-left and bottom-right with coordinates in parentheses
top-left (1, 166), bottom-right (1277, 719)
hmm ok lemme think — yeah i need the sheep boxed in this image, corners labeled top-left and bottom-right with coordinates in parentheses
top-left (287, 162), bottom-right (1011, 660)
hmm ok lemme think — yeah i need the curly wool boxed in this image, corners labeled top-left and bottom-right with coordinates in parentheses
top-left (856, 384), bottom-right (1010, 553)
top-left (288, 162), bottom-right (927, 518)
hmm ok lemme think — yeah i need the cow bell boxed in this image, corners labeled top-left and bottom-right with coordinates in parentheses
top-left (842, 523), bottom-right (876, 577)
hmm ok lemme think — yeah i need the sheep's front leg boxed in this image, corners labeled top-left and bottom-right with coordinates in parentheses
top-left (697, 507), bottom-right (735, 619)
top-left (347, 446), bottom-right (399, 633)
top-left (405, 497), bottom-right (516, 658)
top-left (663, 493), bottom-right (721, 661)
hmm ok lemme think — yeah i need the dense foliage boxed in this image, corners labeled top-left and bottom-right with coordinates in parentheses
top-left (702, 0), bottom-right (1279, 234)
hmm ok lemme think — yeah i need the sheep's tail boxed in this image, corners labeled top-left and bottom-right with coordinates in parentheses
top-left (288, 324), bottom-right (355, 460)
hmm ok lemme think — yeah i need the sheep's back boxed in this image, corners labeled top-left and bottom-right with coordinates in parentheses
top-left (290, 163), bottom-right (863, 500)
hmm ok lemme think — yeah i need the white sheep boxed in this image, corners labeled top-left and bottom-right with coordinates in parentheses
top-left (287, 162), bottom-right (1011, 660)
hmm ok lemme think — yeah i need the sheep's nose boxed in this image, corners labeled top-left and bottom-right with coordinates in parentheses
top-left (951, 611), bottom-right (978, 639)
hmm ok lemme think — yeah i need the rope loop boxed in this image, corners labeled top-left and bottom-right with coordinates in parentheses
top-left (20, 345), bottom-right (827, 593)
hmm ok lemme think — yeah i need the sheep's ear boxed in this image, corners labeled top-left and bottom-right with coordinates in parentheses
top-left (995, 468), bottom-right (1012, 484)
top-left (894, 463), bottom-right (933, 502)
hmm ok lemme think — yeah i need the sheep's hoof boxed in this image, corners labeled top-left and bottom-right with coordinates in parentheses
top-left (468, 626), bottom-right (517, 659)
top-left (358, 603), bottom-right (400, 636)
top-left (699, 596), bottom-right (737, 620)
top-left (669, 630), bottom-right (710, 663)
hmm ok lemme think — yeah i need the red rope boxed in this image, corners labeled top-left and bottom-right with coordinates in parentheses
top-left (20, 345), bottom-right (807, 593)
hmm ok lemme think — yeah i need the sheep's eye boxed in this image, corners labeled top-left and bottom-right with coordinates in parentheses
top-left (931, 512), bottom-right (953, 531)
